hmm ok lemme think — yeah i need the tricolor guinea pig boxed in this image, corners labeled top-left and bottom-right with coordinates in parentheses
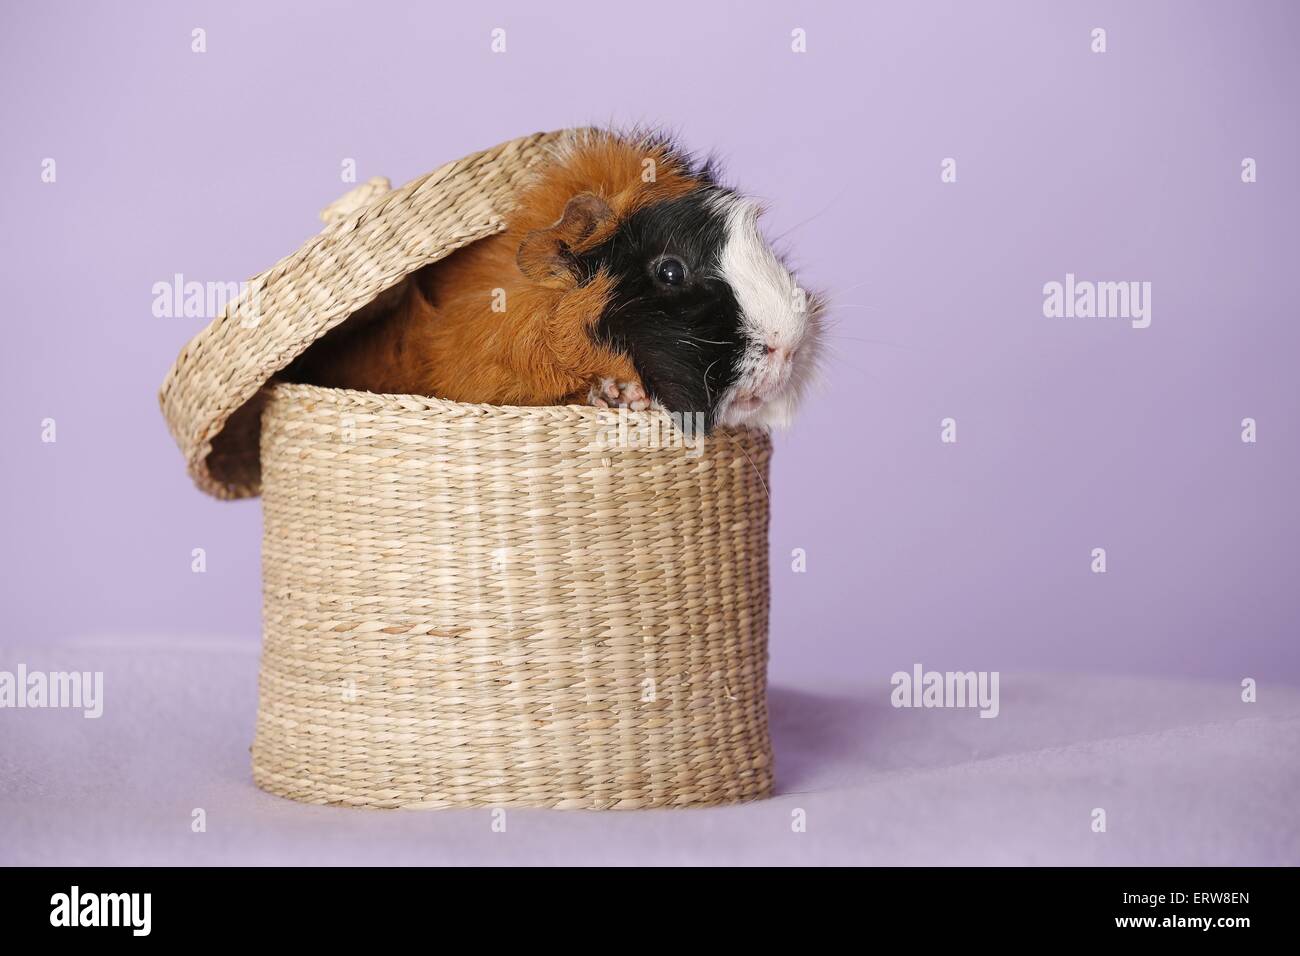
top-left (292, 128), bottom-right (824, 430)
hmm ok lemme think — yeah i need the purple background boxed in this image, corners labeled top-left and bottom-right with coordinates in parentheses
top-left (2, 0), bottom-right (1297, 689)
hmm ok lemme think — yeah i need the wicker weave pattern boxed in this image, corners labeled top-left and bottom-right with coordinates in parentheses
top-left (253, 383), bottom-right (774, 809)
top-left (158, 130), bottom-right (567, 500)
top-left (160, 130), bottom-right (778, 810)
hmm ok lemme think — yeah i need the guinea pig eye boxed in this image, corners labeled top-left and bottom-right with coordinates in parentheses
top-left (654, 257), bottom-right (687, 287)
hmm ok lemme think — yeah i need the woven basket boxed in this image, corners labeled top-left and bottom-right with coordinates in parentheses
top-left (160, 130), bottom-right (775, 809)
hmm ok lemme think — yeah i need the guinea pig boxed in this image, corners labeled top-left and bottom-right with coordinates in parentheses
top-left (291, 128), bottom-right (823, 430)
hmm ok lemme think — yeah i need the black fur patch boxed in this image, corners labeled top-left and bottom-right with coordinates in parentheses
top-left (578, 187), bottom-right (745, 428)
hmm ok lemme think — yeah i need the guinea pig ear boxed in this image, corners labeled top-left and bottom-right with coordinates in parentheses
top-left (516, 192), bottom-right (614, 287)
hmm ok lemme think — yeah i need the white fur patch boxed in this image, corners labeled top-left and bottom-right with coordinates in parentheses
top-left (717, 199), bottom-right (801, 345)
top-left (714, 198), bottom-right (822, 428)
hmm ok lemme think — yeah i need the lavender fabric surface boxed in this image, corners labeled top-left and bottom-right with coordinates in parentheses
top-left (2, 2), bottom-right (1298, 865)
top-left (3, 638), bottom-right (1296, 866)
top-left (2, 1), bottom-right (1298, 687)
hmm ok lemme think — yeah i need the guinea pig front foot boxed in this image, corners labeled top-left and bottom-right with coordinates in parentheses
top-left (588, 377), bottom-right (652, 412)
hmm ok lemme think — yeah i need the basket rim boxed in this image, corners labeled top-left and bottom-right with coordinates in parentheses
top-left (266, 380), bottom-right (767, 437)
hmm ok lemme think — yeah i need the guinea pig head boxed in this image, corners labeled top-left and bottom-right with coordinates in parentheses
top-left (574, 181), bottom-right (823, 431)
top-left (511, 132), bottom-right (824, 429)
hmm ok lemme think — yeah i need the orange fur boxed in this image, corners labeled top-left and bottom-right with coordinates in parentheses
top-left (293, 131), bottom-right (701, 406)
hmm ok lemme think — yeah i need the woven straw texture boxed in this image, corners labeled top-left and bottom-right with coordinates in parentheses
top-left (160, 130), bottom-right (776, 810)
top-left (254, 384), bottom-right (774, 809)
top-left (159, 129), bottom-right (567, 500)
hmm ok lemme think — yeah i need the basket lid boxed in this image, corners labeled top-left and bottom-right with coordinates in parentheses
top-left (159, 129), bottom-right (569, 500)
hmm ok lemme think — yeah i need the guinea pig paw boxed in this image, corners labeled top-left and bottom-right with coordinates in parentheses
top-left (589, 378), bottom-right (651, 412)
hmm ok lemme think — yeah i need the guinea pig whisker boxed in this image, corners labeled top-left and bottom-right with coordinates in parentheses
top-left (827, 278), bottom-right (878, 298)
top-left (720, 431), bottom-right (771, 503)
top-left (815, 348), bottom-right (875, 379)
top-left (702, 357), bottom-right (721, 405)
top-left (766, 187), bottom-right (849, 244)
top-left (829, 334), bottom-right (918, 350)
top-left (819, 315), bottom-right (926, 353)
top-left (657, 222), bottom-right (686, 263)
